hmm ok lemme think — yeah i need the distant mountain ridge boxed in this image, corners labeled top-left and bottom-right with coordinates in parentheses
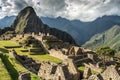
top-left (0, 16), bottom-right (15, 28)
top-left (82, 25), bottom-right (120, 51)
top-left (11, 6), bottom-right (75, 44)
top-left (41, 16), bottom-right (120, 45)
top-left (1, 12), bottom-right (120, 45)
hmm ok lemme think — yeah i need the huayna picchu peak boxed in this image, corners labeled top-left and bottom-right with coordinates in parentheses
top-left (11, 6), bottom-right (43, 33)
top-left (11, 6), bottom-right (76, 44)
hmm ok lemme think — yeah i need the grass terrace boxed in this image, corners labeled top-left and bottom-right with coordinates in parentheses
top-left (15, 47), bottom-right (62, 63)
top-left (0, 57), bottom-right (11, 80)
top-left (0, 40), bottom-right (62, 63)
top-left (0, 40), bottom-right (20, 53)
top-left (0, 40), bottom-right (62, 80)
top-left (7, 54), bottom-right (41, 80)
top-left (0, 40), bottom-right (20, 47)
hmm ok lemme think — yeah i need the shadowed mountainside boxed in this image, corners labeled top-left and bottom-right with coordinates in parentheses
top-left (82, 25), bottom-right (120, 51)
top-left (41, 16), bottom-right (120, 45)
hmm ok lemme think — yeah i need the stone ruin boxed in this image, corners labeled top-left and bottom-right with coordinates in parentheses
top-left (32, 33), bottom-right (99, 67)
top-left (48, 45), bottom-right (98, 65)
top-left (68, 46), bottom-right (97, 59)
top-left (88, 75), bottom-right (102, 80)
top-left (68, 46), bottom-right (83, 56)
top-left (9, 49), bottom-right (40, 74)
top-left (82, 65), bottom-right (120, 80)
top-left (0, 31), bottom-right (16, 40)
top-left (83, 63), bottom-right (103, 73)
top-left (38, 59), bottom-right (80, 80)
top-left (83, 67), bottom-right (92, 79)
top-left (67, 46), bottom-right (99, 66)
top-left (18, 71), bottom-right (31, 80)
top-left (101, 65), bottom-right (120, 80)
top-left (18, 55), bottom-right (40, 74)
top-left (9, 33), bottom-right (119, 80)
top-left (9, 49), bottom-right (80, 80)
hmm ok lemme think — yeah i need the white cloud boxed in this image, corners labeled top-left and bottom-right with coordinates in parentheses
top-left (0, 0), bottom-right (120, 21)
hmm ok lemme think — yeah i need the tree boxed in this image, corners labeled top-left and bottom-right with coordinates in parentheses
top-left (96, 46), bottom-right (116, 67)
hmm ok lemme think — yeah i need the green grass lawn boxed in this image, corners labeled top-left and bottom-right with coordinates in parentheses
top-left (0, 40), bottom-right (19, 47)
top-left (15, 47), bottom-right (62, 63)
top-left (0, 40), bottom-right (20, 53)
top-left (0, 58), bottom-right (12, 80)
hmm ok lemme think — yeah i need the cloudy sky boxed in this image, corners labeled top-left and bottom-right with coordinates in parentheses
top-left (0, 0), bottom-right (120, 21)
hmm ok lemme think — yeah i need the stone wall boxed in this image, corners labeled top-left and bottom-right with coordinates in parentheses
top-left (9, 49), bottom-right (40, 74)
top-left (101, 65), bottom-right (120, 80)
top-left (49, 49), bottom-right (68, 60)
top-left (18, 72), bottom-right (31, 80)
top-left (38, 59), bottom-right (80, 80)
top-left (84, 63), bottom-right (103, 73)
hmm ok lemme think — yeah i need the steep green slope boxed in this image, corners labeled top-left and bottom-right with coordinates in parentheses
top-left (82, 25), bottom-right (120, 51)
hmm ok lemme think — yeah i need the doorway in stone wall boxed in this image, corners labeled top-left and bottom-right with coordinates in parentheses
top-left (58, 76), bottom-right (61, 80)
top-left (109, 78), bottom-right (112, 80)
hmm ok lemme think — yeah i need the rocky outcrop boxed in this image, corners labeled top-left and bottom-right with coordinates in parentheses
top-left (11, 6), bottom-right (76, 44)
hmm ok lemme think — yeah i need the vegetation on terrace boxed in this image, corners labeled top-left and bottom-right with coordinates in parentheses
top-left (15, 47), bottom-right (62, 63)
top-left (0, 57), bottom-right (11, 80)
top-left (0, 54), bottom-right (19, 80)
top-left (0, 39), bottom-right (62, 80)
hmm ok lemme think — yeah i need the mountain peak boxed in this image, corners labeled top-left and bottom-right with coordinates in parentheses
top-left (11, 6), bottom-right (76, 44)
top-left (19, 6), bottom-right (36, 16)
top-left (22, 6), bottom-right (35, 12)
top-left (11, 6), bottom-right (42, 33)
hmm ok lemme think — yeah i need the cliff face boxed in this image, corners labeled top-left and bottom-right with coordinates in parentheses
top-left (11, 6), bottom-right (76, 44)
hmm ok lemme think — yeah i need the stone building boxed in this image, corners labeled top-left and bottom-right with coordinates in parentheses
top-left (88, 75), bottom-right (102, 80)
top-left (87, 65), bottom-right (120, 80)
top-left (83, 67), bottom-right (92, 79)
top-left (68, 46), bottom-right (97, 60)
top-left (38, 59), bottom-right (80, 80)
top-left (68, 46), bottom-right (83, 56)
top-left (83, 49), bottom-right (98, 62)
top-left (101, 65), bottom-right (120, 80)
